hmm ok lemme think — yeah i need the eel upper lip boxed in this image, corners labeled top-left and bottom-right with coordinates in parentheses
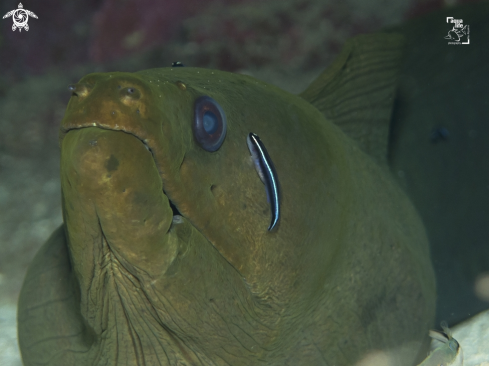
top-left (61, 124), bottom-right (183, 218)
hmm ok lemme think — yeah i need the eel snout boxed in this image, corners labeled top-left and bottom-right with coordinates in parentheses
top-left (61, 74), bottom-right (155, 144)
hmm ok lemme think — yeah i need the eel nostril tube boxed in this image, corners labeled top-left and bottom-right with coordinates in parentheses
top-left (68, 83), bottom-right (90, 98)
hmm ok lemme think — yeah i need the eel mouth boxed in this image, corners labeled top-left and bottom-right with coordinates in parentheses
top-left (168, 199), bottom-right (182, 218)
top-left (60, 124), bottom-right (184, 221)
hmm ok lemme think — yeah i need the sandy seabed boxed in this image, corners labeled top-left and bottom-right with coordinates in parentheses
top-left (0, 303), bottom-right (22, 366)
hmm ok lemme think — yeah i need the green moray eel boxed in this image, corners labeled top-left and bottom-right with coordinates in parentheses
top-left (18, 33), bottom-right (435, 366)
top-left (386, 2), bottom-right (489, 324)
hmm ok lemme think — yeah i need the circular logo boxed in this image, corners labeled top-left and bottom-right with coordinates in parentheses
top-left (12, 9), bottom-right (28, 28)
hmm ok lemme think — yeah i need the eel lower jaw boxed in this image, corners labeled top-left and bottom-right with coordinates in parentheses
top-left (61, 125), bottom-right (186, 224)
top-left (133, 137), bottom-right (185, 220)
top-left (134, 135), bottom-right (186, 225)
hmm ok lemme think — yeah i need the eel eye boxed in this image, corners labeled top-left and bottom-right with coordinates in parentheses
top-left (193, 96), bottom-right (227, 152)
